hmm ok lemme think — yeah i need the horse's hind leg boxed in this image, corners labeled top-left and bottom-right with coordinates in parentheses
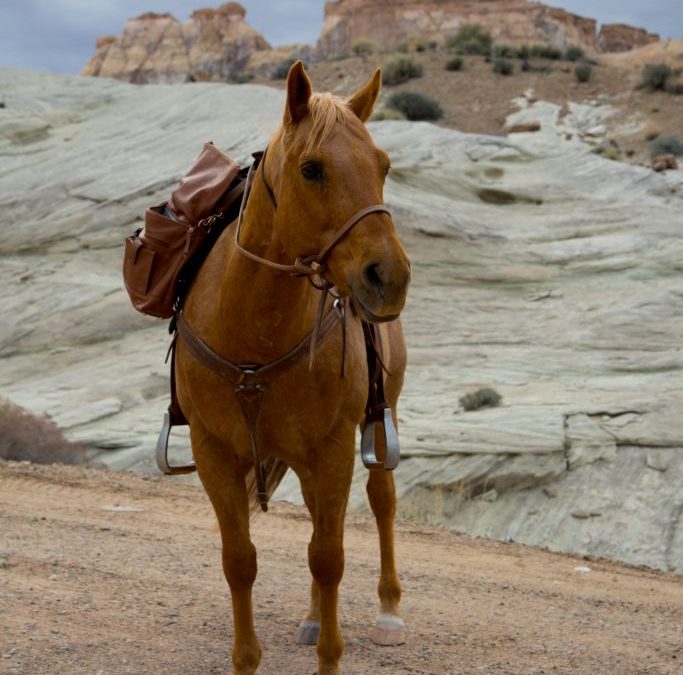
top-left (367, 465), bottom-right (406, 646)
top-left (191, 425), bottom-right (262, 675)
top-left (294, 467), bottom-right (321, 645)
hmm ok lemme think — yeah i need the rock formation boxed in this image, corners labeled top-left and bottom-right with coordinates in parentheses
top-left (317, 0), bottom-right (657, 56)
top-left (597, 23), bottom-right (660, 53)
top-left (82, 3), bottom-right (270, 83)
top-left (2, 69), bottom-right (682, 573)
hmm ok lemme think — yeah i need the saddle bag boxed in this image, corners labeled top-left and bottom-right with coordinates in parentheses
top-left (123, 141), bottom-right (246, 318)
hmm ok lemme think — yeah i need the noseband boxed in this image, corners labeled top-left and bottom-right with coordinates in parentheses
top-left (234, 149), bottom-right (391, 280)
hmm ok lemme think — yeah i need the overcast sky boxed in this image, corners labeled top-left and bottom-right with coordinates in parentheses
top-left (1, 1), bottom-right (681, 74)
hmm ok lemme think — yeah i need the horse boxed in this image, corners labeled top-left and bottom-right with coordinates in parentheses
top-left (175, 61), bottom-right (411, 675)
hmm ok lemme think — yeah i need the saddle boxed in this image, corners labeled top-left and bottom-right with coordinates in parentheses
top-left (123, 143), bottom-right (400, 510)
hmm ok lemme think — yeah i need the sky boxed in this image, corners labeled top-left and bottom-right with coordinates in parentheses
top-left (0, 1), bottom-right (681, 75)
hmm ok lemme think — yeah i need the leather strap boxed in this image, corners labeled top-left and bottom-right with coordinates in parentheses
top-left (234, 151), bottom-right (391, 278)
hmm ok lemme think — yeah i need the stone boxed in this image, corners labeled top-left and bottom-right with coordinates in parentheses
top-left (505, 122), bottom-right (541, 134)
top-left (82, 3), bottom-right (270, 83)
top-left (651, 154), bottom-right (679, 172)
top-left (2, 70), bottom-right (683, 573)
top-left (597, 24), bottom-right (660, 53)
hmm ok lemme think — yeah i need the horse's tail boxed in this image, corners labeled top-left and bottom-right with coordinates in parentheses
top-left (246, 457), bottom-right (289, 516)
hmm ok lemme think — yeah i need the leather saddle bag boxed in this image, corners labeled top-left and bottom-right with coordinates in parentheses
top-left (123, 141), bottom-right (246, 318)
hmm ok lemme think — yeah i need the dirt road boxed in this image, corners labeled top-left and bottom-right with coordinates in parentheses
top-left (0, 462), bottom-right (681, 675)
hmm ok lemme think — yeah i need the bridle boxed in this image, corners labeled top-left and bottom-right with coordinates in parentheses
top-left (234, 148), bottom-right (391, 282)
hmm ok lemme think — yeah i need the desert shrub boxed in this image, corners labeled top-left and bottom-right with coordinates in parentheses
top-left (564, 45), bottom-right (585, 62)
top-left (574, 63), bottom-right (593, 83)
top-left (387, 91), bottom-right (443, 120)
top-left (639, 63), bottom-right (672, 91)
top-left (459, 388), bottom-right (502, 412)
top-left (493, 58), bottom-right (514, 76)
top-left (352, 38), bottom-right (377, 58)
top-left (415, 41), bottom-right (427, 52)
top-left (649, 133), bottom-right (683, 157)
top-left (230, 71), bottom-right (254, 84)
top-left (271, 58), bottom-right (297, 80)
top-left (530, 44), bottom-right (563, 60)
top-left (382, 58), bottom-right (423, 85)
top-left (493, 44), bottom-right (515, 58)
top-left (393, 40), bottom-right (409, 54)
top-left (0, 399), bottom-right (86, 465)
top-left (428, 40), bottom-right (439, 51)
top-left (516, 44), bottom-right (530, 60)
top-left (446, 24), bottom-right (492, 55)
top-left (370, 108), bottom-right (406, 121)
top-left (445, 56), bottom-right (464, 71)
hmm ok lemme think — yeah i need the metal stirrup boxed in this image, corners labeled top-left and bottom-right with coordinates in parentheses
top-left (360, 408), bottom-right (400, 471)
top-left (156, 412), bottom-right (196, 475)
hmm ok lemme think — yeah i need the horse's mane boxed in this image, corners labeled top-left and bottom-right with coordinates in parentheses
top-left (274, 92), bottom-right (360, 155)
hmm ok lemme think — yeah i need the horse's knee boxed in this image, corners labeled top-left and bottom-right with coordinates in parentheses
top-left (308, 540), bottom-right (344, 587)
top-left (223, 540), bottom-right (257, 588)
top-left (366, 472), bottom-right (396, 518)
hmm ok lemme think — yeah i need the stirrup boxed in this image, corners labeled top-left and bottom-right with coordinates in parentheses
top-left (361, 408), bottom-right (400, 471)
top-left (155, 412), bottom-right (196, 475)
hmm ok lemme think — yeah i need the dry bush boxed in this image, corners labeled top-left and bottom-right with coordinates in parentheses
top-left (459, 388), bottom-right (503, 411)
top-left (0, 398), bottom-right (86, 465)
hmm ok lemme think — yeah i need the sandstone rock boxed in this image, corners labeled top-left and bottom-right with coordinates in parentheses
top-left (652, 154), bottom-right (679, 172)
top-left (82, 2), bottom-right (270, 83)
top-left (2, 69), bottom-right (683, 573)
top-left (318, 0), bottom-right (605, 57)
top-left (597, 23), bottom-right (660, 53)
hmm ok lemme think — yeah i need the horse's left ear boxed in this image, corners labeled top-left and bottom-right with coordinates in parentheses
top-left (346, 68), bottom-right (381, 122)
top-left (284, 60), bottom-right (313, 126)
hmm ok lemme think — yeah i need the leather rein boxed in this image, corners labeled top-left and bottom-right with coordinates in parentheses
top-left (172, 150), bottom-right (394, 511)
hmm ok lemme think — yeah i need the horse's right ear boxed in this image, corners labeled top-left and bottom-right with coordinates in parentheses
top-left (284, 60), bottom-right (312, 126)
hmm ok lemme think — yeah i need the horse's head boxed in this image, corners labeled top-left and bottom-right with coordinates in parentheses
top-left (268, 61), bottom-right (411, 322)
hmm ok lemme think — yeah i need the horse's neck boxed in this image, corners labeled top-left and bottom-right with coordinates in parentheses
top-left (197, 178), bottom-right (319, 363)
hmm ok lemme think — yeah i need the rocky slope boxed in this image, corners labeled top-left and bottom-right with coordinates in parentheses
top-left (1, 69), bottom-right (682, 573)
top-left (81, 2), bottom-right (270, 83)
top-left (317, 0), bottom-right (658, 57)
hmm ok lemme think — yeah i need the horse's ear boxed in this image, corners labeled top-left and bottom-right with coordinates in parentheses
top-left (346, 68), bottom-right (381, 122)
top-left (284, 60), bottom-right (313, 126)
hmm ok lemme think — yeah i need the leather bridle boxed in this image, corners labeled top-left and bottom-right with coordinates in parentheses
top-left (234, 149), bottom-right (391, 281)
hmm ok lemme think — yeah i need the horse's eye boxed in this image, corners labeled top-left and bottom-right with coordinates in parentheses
top-left (301, 161), bottom-right (323, 182)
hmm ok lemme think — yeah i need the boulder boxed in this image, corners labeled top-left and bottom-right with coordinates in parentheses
top-left (652, 153), bottom-right (679, 172)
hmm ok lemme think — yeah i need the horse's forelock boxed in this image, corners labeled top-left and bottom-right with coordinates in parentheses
top-left (302, 93), bottom-right (359, 155)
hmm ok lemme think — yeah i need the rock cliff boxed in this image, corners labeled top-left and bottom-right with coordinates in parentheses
top-left (1, 69), bottom-right (682, 573)
top-left (318, 0), bottom-right (655, 56)
top-left (81, 2), bottom-right (270, 83)
top-left (597, 23), bottom-right (660, 53)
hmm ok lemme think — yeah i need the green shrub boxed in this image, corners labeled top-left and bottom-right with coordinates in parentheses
top-left (382, 58), bottom-right (423, 86)
top-left (394, 40), bottom-right (409, 54)
top-left (639, 63), bottom-right (672, 91)
top-left (387, 91), bottom-right (443, 121)
top-left (459, 388), bottom-right (502, 412)
top-left (351, 38), bottom-right (377, 58)
top-left (649, 133), bottom-right (683, 157)
top-left (445, 56), bottom-right (464, 71)
top-left (574, 63), bottom-right (593, 83)
top-left (428, 40), bottom-right (439, 52)
top-left (230, 71), bottom-right (254, 84)
top-left (271, 58), bottom-right (297, 80)
top-left (415, 41), bottom-right (427, 52)
top-left (565, 45), bottom-right (585, 62)
top-left (446, 24), bottom-right (492, 55)
top-left (493, 58), bottom-right (514, 76)
top-left (530, 44), bottom-right (563, 60)
top-left (493, 44), bottom-right (515, 58)
top-left (516, 44), bottom-right (530, 60)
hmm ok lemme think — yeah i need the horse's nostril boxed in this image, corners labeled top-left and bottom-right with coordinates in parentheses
top-left (362, 262), bottom-right (384, 298)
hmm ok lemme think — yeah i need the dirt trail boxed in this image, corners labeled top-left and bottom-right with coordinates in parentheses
top-left (0, 462), bottom-right (681, 675)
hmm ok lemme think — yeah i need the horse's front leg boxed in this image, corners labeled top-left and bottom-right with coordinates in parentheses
top-left (367, 468), bottom-right (405, 646)
top-left (309, 431), bottom-right (355, 675)
top-left (191, 424), bottom-right (262, 675)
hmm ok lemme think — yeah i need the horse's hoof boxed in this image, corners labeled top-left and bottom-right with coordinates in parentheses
top-left (295, 619), bottom-right (320, 645)
top-left (370, 613), bottom-right (406, 646)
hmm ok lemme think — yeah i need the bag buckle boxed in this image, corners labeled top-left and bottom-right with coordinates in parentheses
top-left (361, 407), bottom-right (400, 471)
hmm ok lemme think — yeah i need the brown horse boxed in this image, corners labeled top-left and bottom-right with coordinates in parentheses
top-left (175, 61), bottom-right (411, 675)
